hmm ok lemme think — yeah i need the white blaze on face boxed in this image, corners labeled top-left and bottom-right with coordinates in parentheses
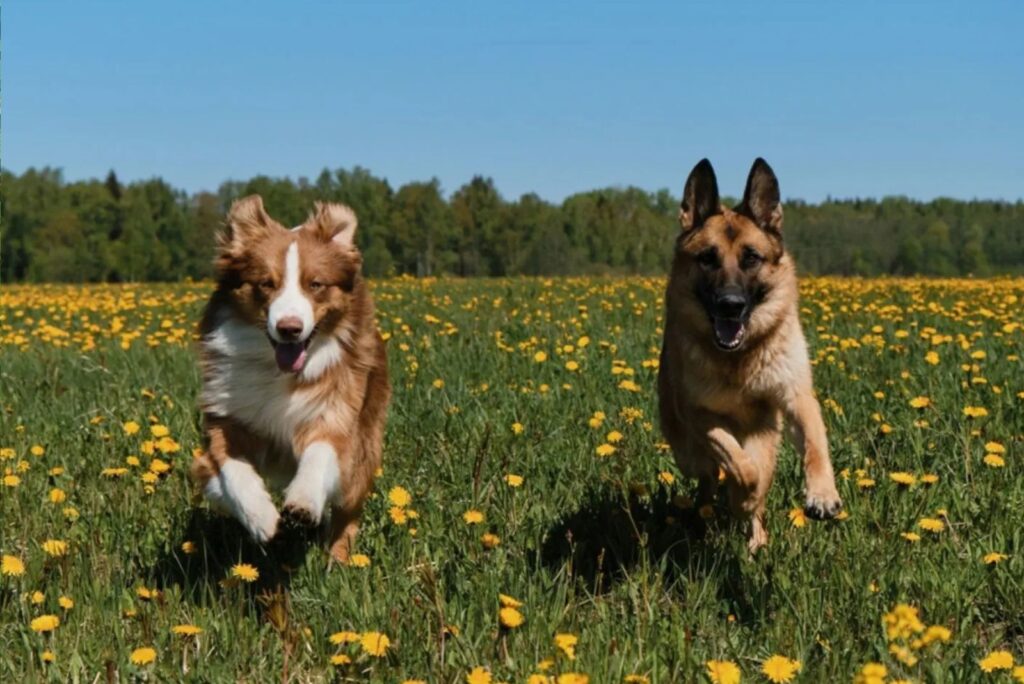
top-left (267, 241), bottom-right (314, 342)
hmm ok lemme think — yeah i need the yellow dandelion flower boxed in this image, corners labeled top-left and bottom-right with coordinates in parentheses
top-left (466, 667), bottom-right (492, 684)
top-left (329, 630), bottom-right (360, 645)
top-left (857, 478), bottom-right (876, 489)
top-left (963, 406), bottom-right (989, 418)
top-left (129, 647), bottom-right (156, 665)
top-left (149, 458), bottom-right (171, 474)
top-left (41, 650), bottom-right (55, 663)
top-left (909, 396), bottom-right (931, 408)
top-left (979, 650), bottom-right (1014, 672)
top-left (565, 360), bottom-right (580, 372)
top-left (390, 506), bottom-right (409, 525)
top-left (534, 351), bottom-right (547, 363)
top-left (788, 507), bottom-right (807, 528)
top-left (883, 603), bottom-right (925, 640)
top-left (30, 445), bottom-right (45, 457)
top-left (761, 655), bottom-right (801, 683)
top-left (30, 615), bottom-right (60, 632)
top-left (925, 351), bottom-right (940, 365)
top-left (230, 563), bottom-right (259, 582)
top-left (122, 421), bottom-right (140, 435)
top-left (919, 624), bottom-right (952, 645)
top-left (658, 471), bottom-right (675, 485)
top-left (705, 660), bottom-right (741, 684)
top-left (58, 596), bottom-right (73, 610)
top-left (889, 472), bottom-right (916, 486)
top-left (984, 454), bottom-right (1005, 468)
top-left (1, 555), bottom-right (25, 576)
top-left (171, 624), bottom-right (202, 636)
top-left (853, 662), bottom-right (887, 684)
top-left (558, 675), bottom-right (589, 684)
top-left (330, 653), bottom-right (352, 665)
top-left (48, 488), bottom-right (66, 504)
top-left (499, 593), bottom-right (523, 608)
top-left (606, 430), bottom-right (623, 443)
top-left (918, 517), bottom-right (945, 533)
top-left (554, 633), bottom-right (578, 660)
top-left (41, 540), bottom-right (67, 557)
top-left (504, 473), bottom-right (524, 487)
top-left (985, 441), bottom-right (1006, 454)
top-left (595, 443), bottom-right (617, 457)
top-left (360, 631), bottom-right (390, 656)
top-left (481, 533), bottom-right (501, 549)
top-left (181, 541), bottom-right (197, 554)
top-left (149, 425), bottom-right (169, 438)
top-left (348, 554), bottom-right (371, 568)
top-left (388, 486), bottom-right (412, 507)
top-left (3, 474), bottom-right (21, 487)
top-left (30, 591), bottom-right (45, 604)
top-left (983, 552), bottom-right (1009, 564)
top-left (499, 606), bottom-right (525, 628)
top-left (432, 378), bottom-right (445, 389)
top-left (920, 473), bottom-right (939, 484)
top-left (463, 509), bottom-right (484, 524)
top-left (512, 422), bottom-right (525, 435)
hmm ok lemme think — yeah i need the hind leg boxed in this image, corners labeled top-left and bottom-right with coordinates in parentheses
top-left (725, 427), bottom-right (781, 554)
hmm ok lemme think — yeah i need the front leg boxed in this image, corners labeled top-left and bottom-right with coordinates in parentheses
top-left (191, 419), bottom-right (279, 544)
top-left (787, 387), bottom-right (842, 519)
top-left (282, 437), bottom-right (345, 527)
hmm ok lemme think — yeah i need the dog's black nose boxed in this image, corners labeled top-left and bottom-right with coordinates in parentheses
top-left (715, 293), bottom-right (747, 318)
top-left (275, 316), bottom-right (304, 340)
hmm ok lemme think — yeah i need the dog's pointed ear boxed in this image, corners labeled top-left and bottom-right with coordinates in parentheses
top-left (216, 195), bottom-right (280, 269)
top-left (221, 195), bottom-right (276, 248)
top-left (309, 202), bottom-right (358, 248)
top-left (680, 159), bottom-right (721, 232)
top-left (738, 158), bottom-right (783, 234)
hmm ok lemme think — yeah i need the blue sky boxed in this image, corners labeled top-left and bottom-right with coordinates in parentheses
top-left (4, 1), bottom-right (1022, 202)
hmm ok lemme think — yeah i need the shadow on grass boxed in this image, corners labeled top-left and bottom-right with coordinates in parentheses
top-left (151, 507), bottom-right (320, 610)
top-left (539, 486), bottom-right (772, 624)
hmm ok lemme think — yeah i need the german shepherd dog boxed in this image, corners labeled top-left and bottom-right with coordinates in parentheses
top-left (658, 158), bottom-right (842, 553)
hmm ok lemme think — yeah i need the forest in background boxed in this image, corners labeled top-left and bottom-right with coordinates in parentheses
top-left (2, 166), bottom-right (1022, 282)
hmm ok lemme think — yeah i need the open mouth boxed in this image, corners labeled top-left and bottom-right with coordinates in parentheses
top-left (269, 334), bottom-right (314, 373)
top-left (711, 317), bottom-right (746, 351)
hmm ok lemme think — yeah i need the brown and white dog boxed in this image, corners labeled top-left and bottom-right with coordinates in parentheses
top-left (658, 158), bottom-right (842, 553)
top-left (191, 195), bottom-right (390, 563)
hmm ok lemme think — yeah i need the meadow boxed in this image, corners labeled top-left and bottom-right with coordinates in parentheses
top-left (1, 275), bottom-right (1022, 683)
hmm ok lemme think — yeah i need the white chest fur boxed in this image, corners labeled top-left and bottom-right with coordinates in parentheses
top-left (201, 318), bottom-right (340, 449)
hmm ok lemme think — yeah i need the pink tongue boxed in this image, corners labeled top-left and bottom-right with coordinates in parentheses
top-left (275, 343), bottom-right (307, 373)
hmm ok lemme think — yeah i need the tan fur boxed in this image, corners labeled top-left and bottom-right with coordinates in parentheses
top-left (191, 195), bottom-right (390, 563)
top-left (658, 159), bottom-right (841, 553)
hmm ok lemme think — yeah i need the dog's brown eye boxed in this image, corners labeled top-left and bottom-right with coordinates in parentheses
top-left (308, 281), bottom-right (324, 293)
top-left (258, 279), bottom-right (274, 291)
top-left (741, 249), bottom-right (764, 270)
top-left (696, 249), bottom-right (719, 269)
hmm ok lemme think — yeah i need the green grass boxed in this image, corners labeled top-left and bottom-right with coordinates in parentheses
top-left (1, 276), bottom-right (1022, 682)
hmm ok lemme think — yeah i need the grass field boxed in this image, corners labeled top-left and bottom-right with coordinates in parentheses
top-left (1, 276), bottom-right (1023, 683)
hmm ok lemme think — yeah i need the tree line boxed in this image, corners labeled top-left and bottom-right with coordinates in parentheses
top-left (2, 166), bottom-right (1022, 282)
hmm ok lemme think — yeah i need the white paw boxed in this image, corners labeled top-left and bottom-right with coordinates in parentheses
top-left (240, 488), bottom-right (280, 543)
top-left (282, 487), bottom-right (325, 525)
top-left (205, 459), bottom-right (281, 544)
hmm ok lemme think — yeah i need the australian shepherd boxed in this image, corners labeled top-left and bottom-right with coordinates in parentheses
top-left (190, 195), bottom-right (390, 563)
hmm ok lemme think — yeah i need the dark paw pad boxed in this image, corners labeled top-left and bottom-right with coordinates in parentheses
top-left (804, 496), bottom-right (843, 520)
